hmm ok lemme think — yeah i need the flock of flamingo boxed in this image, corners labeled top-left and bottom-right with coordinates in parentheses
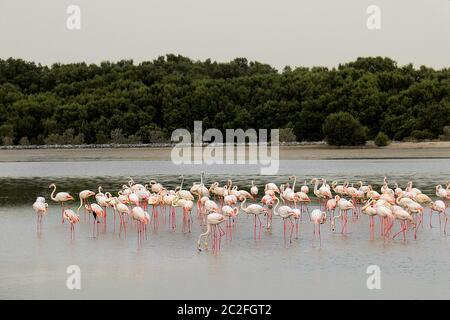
top-left (32, 174), bottom-right (450, 252)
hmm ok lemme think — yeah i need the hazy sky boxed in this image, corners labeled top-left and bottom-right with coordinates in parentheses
top-left (0, 0), bottom-right (449, 70)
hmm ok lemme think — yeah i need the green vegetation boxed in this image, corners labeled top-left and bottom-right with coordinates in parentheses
top-left (374, 132), bottom-right (390, 146)
top-left (0, 55), bottom-right (449, 145)
top-left (323, 112), bottom-right (368, 146)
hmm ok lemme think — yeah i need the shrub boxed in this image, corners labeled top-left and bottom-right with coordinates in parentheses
top-left (2, 136), bottom-right (14, 146)
top-left (322, 112), bottom-right (367, 146)
top-left (95, 131), bottom-right (108, 144)
top-left (110, 128), bottom-right (127, 144)
top-left (71, 133), bottom-right (85, 145)
top-left (19, 136), bottom-right (30, 146)
top-left (44, 133), bottom-right (64, 145)
top-left (126, 134), bottom-right (142, 144)
top-left (279, 128), bottom-right (297, 142)
top-left (374, 132), bottom-right (390, 146)
top-left (62, 128), bottom-right (75, 144)
top-left (137, 125), bottom-right (168, 143)
top-left (410, 129), bottom-right (434, 140)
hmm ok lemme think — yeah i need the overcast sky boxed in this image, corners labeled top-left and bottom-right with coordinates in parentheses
top-left (0, 0), bottom-right (449, 70)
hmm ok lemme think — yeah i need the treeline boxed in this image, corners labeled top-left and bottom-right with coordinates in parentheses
top-left (0, 55), bottom-right (449, 146)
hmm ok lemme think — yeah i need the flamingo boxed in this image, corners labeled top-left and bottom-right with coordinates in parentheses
top-left (250, 181), bottom-right (258, 200)
top-left (149, 180), bottom-right (164, 193)
top-left (436, 185), bottom-right (448, 200)
top-left (95, 187), bottom-right (110, 229)
top-left (148, 193), bottom-right (160, 229)
top-left (172, 195), bottom-right (194, 233)
top-left (300, 180), bottom-right (309, 194)
top-left (32, 197), bottom-right (48, 234)
top-left (391, 205), bottom-right (415, 241)
top-left (375, 203), bottom-right (394, 241)
top-left (331, 180), bottom-right (347, 196)
top-left (295, 191), bottom-right (311, 218)
top-left (177, 175), bottom-right (194, 201)
top-left (240, 195), bottom-right (269, 240)
top-left (310, 209), bottom-right (327, 246)
top-left (209, 181), bottom-right (229, 206)
top-left (401, 200), bottom-right (423, 239)
top-left (85, 203), bottom-right (104, 238)
top-left (366, 186), bottom-right (381, 200)
top-left (430, 200), bottom-right (447, 234)
top-left (49, 183), bottom-right (74, 223)
top-left (332, 197), bottom-right (355, 234)
top-left (77, 189), bottom-right (95, 222)
top-left (197, 211), bottom-right (228, 253)
top-left (361, 199), bottom-right (377, 240)
top-left (381, 177), bottom-right (393, 195)
top-left (325, 196), bottom-right (338, 229)
top-left (63, 209), bottom-right (80, 240)
top-left (272, 196), bottom-right (297, 246)
top-left (264, 182), bottom-right (280, 194)
top-left (311, 178), bottom-right (332, 210)
top-left (222, 205), bottom-right (238, 240)
top-left (191, 171), bottom-right (209, 214)
top-left (130, 206), bottom-right (150, 249)
top-left (358, 181), bottom-right (370, 193)
top-left (111, 197), bottom-right (130, 238)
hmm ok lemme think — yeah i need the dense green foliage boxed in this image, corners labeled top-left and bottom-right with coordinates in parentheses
top-left (323, 112), bottom-right (368, 146)
top-left (0, 55), bottom-right (449, 145)
top-left (374, 132), bottom-right (390, 146)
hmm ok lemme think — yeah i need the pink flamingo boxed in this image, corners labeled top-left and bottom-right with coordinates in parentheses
top-left (148, 193), bottom-right (160, 230)
top-left (197, 211), bottom-right (229, 254)
top-left (131, 206), bottom-right (150, 249)
top-left (222, 205), bottom-right (239, 240)
top-left (430, 200), bottom-right (447, 235)
top-left (49, 184), bottom-right (74, 223)
top-left (251, 181), bottom-right (258, 201)
top-left (272, 196), bottom-right (297, 246)
top-left (77, 189), bottom-right (95, 222)
top-left (310, 209), bottom-right (327, 247)
top-left (325, 196), bottom-right (338, 229)
top-left (311, 178), bottom-right (332, 210)
top-left (392, 206), bottom-right (415, 241)
top-left (32, 197), bottom-right (48, 234)
top-left (240, 195), bottom-right (269, 240)
top-left (63, 209), bottom-right (80, 240)
top-left (112, 198), bottom-right (130, 238)
top-left (332, 197), bottom-right (355, 234)
top-left (172, 196), bottom-right (194, 233)
top-left (361, 199), bottom-right (377, 240)
top-left (85, 203), bottom-right (104, 238)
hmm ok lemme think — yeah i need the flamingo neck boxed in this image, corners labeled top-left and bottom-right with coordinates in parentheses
top-left (50, 184), bottom-right (57, 201)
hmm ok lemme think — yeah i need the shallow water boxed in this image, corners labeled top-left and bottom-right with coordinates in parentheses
top-left (0, 159), bottom-right (449, 299)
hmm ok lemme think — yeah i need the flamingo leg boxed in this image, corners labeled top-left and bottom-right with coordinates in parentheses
top-left (443, 213), bottom-right (448, 236)
top-left (253, 215), bottom-right (257, 240)
top-left (430, 209), bottom-right (434, 228)
top-left (289, 218), bottom-right (294, 244)
top-left (318, 223), bottom-right (321, 247)
top-left (257, 215), bottom-right (262, 240)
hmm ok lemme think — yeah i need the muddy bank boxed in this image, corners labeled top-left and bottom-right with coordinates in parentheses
top-left (0, 141), bottom-right (449, 162)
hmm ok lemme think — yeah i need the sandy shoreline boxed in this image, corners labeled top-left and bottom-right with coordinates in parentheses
top-left (0, 141), bottom-right (449, 162)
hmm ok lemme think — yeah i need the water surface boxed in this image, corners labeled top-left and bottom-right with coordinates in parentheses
top-left (0, 159), bottom-right (449, 299)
